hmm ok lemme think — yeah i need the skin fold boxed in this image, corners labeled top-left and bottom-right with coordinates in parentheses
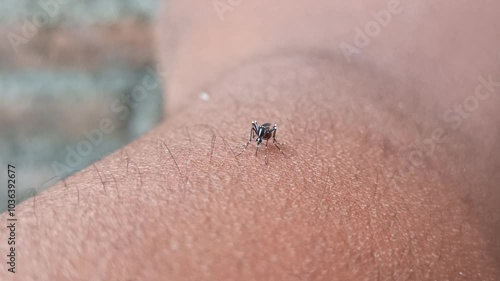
top-left (1, 0), bottom-right (500, 280)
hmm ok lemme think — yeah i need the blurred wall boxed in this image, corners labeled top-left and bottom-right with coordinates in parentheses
top-left (0, 0), bottom-right (164, 212)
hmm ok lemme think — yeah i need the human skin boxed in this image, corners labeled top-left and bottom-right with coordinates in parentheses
top-left (1, 0), bottom-right (500, 280)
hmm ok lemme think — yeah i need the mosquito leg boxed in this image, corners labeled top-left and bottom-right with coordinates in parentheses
top-left (271, 129), bottom-right (285, 155)
top-left (237, 127), bottom-right (255, 156)
top-left (274, 142), bottom-right (285, 155)
top-left (271, 128), bottom-right (280, 144)
top-left (265, 139), bottom-right (270, 164)
top-left (246, 127), bottom-right (255, 148)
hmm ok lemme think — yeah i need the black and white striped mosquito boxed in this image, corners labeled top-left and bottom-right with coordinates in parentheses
top-left (237, 120), bottom-right (285, 164)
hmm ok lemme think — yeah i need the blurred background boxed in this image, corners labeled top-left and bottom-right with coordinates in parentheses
top-left (0, 0), bottom-right (164, 212)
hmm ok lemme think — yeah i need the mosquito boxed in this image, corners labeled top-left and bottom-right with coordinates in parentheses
top-left (237, 120), bottom-right (285, 164)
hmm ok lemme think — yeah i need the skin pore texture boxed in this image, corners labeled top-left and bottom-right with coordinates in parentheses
top-left (2, 0), bottom-right (500, 280)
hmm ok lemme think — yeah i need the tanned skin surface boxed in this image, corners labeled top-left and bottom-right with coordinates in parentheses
top-left (1, 0), bottom-right (500, 280)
